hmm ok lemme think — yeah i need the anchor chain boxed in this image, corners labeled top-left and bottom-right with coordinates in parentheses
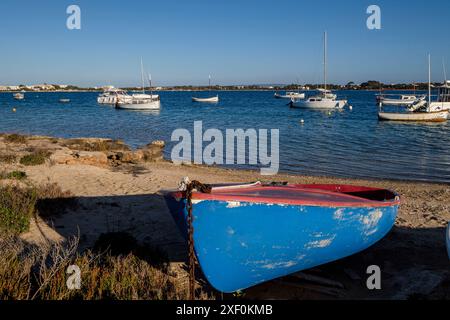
top-left (180, 178), bottom-right (212, 300)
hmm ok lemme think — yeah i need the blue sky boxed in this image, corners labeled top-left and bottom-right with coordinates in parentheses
top-left (0, 0), bottom-right (449, 87)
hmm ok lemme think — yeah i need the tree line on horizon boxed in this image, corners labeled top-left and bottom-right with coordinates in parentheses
top-left (4, 81), bottom-right (443, 92)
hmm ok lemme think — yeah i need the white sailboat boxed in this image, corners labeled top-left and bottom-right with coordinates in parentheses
top-left (192, 75), bottom-right (219, 103)
top-left (116, 59), bottom-right (161, 110)
top-left (290, 32), bottom-right (347, 109)
top-left (378, 55), bottom-right (449, 122)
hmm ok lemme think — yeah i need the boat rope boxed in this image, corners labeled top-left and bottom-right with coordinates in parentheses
top-left (179, 177), bottom-right (212, 300)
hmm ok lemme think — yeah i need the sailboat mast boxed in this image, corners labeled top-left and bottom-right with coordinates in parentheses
top-left (148, 73), bottom-right (153, 99)
top-left (324, 31), bottom-right (327, 92)
top-left (209, 75), bottom-right (211, 91)
top-left (428, 54), bottom-right (431, 111)
top-left (443, 58), bottom-right (448, 83)
top-left (141, 58), bottom-right (145, 94)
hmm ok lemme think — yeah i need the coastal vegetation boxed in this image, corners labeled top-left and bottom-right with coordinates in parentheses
top-left (0, 170), bottom-right (27, 180)
top-left (0, 174), bottom-right (197, 300)
top-left (0, 182), bottom-right (73, 234)
top-left (19, 150), bottom-right (52, 166)
top-left (0, 234), bottom-right (194, 300)
top-left (4, 134), bottom-right (27, 144)
top-left (62, 138), bottom-right (130, 152)
top-left (0, 185), bottom-right (35, 234)
top-left (0, 154), bottom-right (17, 164)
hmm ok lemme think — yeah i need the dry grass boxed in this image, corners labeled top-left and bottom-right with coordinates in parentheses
top-left (3, 134), bottom-right (27, 144)
top-left (0, 181), bottom-right (211, 300)
top-left (62, 139), bottom-right (130, 152)
top-left (0, 234), bottom-right (197, 300)
top-left (0, 154), bottom-right (17, 164)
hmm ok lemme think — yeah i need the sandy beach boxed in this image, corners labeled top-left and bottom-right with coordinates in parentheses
top-left (0, 134), bottom-right (449, 300)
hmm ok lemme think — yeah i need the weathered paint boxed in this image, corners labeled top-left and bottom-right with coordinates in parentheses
top-left (166, 197), bottom-right (398, 293)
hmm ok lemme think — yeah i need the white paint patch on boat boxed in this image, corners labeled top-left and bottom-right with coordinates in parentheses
top-left (333, 208), bottom-right (345, 220)
top-left (239, 241), bottom-right (248, 248)
top-left (261, 261), bottom-right (297, 270)
top-left (226, 201), bottom-right (242, 208)
top-left (360, 209), bottom-right (383, 236)
top-left (226, 226), bottom-right (235, 236)
top-left (305, 236), bottom-right (336, 249)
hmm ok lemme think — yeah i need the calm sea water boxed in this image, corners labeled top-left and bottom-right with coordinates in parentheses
top-left (1, 91), bottom-right (449, 183)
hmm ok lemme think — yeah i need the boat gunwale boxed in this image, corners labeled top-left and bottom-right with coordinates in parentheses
top-left (169, 184), bottom-right (400, 208)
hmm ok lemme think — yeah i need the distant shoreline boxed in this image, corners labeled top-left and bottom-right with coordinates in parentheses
top-left (0, 88), bottom-right (430, 93)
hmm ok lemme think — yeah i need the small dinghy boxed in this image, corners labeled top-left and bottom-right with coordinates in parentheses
top-left (165, 181), bottom-right (400, 293)
top-left (192, 96), bottom-right (219, 103)
top-left (192, 75), bottom-right (219, 103)
top-left (59, 99), bottom-right (71, 103)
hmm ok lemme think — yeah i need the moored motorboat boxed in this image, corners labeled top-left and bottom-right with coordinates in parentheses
top-left (13, 93), bottom-right (24, 100)
top-left (378, 55), bottom-right (449, 122)
top-left (274, 92), bottom-right (305, 100)
top-left (59, 98), bottom-right (71, 103)
top-left (427, 80), bottom-right (450, 116)
top-left (165, 181), bottom-right (400, 293)
top-left (376, 94), bottom-right (425, 106)
top-left (97, 88), bottom-right (129, 104)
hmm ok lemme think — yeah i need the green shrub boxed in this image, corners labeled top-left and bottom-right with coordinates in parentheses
top-left (6, 171), bottom-right (27, 180)
top-left (0, 186), bottom-right (36, 235)
top-left (19, 151), bottom-right (51, 166)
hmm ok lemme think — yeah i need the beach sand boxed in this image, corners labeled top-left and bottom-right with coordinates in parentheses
top-left (1, 135), bottom-right (449, 299)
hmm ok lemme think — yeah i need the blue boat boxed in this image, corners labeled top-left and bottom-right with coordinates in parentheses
top-left (165, 182), bottom-right (400, 293)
